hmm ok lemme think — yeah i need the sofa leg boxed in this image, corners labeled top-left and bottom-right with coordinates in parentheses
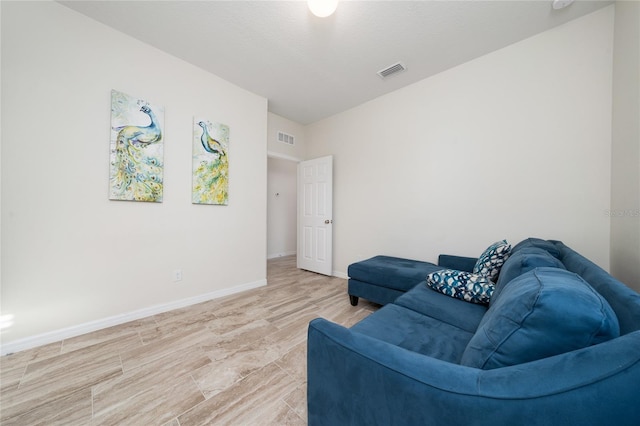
top-left (349, 295), bottom-right (359, 306)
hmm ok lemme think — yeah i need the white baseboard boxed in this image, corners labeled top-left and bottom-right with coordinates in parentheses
top-left (267, 251), bottom-right (296, 260)
top-left (0, 279), bottom-right (267, 356)
top-left (333, 270), bottom-right (349, 279)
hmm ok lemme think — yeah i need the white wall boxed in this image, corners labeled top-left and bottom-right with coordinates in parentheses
top-left (1, 1), bottom-right (268, 350)
top-left (610, 1), bottom-right (640, 291)
top-left (307, 6), bottom-right (615, 276)
top-left (267, 158), bottom-right (297, 259)
top-left (267, 112), bottom-right (307, 161)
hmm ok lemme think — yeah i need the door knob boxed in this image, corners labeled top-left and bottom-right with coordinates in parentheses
top-left (324, 219), bottom-right (333, 224)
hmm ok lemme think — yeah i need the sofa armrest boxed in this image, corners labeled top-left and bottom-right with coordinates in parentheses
top-left (308, 318), bottom-right (640, 426)
top-left (437, 254), bottom-right (477, 272)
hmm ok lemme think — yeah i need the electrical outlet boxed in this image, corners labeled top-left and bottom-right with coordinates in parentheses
top-left (173, 269), bottom-right (183, 282)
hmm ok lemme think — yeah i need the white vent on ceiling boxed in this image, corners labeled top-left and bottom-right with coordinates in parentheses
top-left (277, 131), bottom-right (295, 145)
top-left (377, 62), bottom-right (407, 79)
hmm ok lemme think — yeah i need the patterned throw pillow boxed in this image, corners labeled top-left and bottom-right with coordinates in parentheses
top-left (473, 240), bottom-right (512, 281)
top-left (426, 269), bottom-right (494, 304)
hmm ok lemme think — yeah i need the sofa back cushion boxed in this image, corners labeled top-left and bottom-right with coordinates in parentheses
top-left (510, 237), bottom-right (562, 259)
top-left (460, 268), bottom-right (620, 370)
top-left (556, 241), bottom-right (640, 335)
top-left (492, 247), bottom-right (566, 305)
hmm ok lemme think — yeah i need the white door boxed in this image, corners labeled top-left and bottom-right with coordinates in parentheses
top-left (297, 155), bottom-right (333, 275)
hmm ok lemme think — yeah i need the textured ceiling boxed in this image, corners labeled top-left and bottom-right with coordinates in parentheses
top-left (59, 0), bottom-right (612, 124)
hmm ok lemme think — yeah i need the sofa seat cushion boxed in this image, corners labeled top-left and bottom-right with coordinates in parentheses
top-left (351, 304), bottom-right (474, 363)
top-left (461, 268), bottom-right (620, 370)
top-left (395, 283), bottom-right (488, 333)
top-left (492, 246), bottom-right (566, 305)
top-left (348, 255), bottom-right (441, 292)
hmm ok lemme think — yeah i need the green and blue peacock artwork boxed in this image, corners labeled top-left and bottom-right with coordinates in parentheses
top-left (109, 90), bottom-right (164, 202)
top-left (192, 118), bottom-right (229, 205)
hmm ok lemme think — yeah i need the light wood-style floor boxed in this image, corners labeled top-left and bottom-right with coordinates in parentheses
top-left (0, 256), bottom-right (378, 425)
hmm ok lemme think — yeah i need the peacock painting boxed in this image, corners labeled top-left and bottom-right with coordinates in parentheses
top-left (192, 118), bottom-right (229, 205)
top-left (109, 90), bottom-right (165, 202)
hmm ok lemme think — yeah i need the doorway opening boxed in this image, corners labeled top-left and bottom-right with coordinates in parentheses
top-left (267, 155), bottom-right (298, 260)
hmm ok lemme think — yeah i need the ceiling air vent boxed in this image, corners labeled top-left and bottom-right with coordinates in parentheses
top-left (377, 62), bottom-right (407, 79)
top-left (277, 131), bottom-right (295, 145)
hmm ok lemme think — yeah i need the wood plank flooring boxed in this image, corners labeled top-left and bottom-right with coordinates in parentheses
top-left (0, 256), bottom-right (378, 425)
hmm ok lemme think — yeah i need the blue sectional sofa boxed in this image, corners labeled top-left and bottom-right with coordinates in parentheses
top-left (307, 238), bottom-right (640, 425)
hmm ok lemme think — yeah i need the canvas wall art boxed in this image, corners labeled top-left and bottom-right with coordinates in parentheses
top-left (109, 89), bottom-right (165, 202)
top-left (192, 118), bottom-right (229, 205)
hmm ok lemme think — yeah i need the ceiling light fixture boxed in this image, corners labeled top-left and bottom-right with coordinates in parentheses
top-left (308, 0), bottom-right (339, 18)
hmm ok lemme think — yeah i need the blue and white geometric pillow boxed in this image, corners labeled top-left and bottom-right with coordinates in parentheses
top-left (426, 269), bottom-right (494, 305)
top-left (472, 240), bottom-right (512, 282)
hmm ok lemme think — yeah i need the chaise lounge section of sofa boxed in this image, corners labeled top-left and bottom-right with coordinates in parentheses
top-left (347, 254), bottom-right (477, 306)
top-left (308, 238), bottom-right (640, 425)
